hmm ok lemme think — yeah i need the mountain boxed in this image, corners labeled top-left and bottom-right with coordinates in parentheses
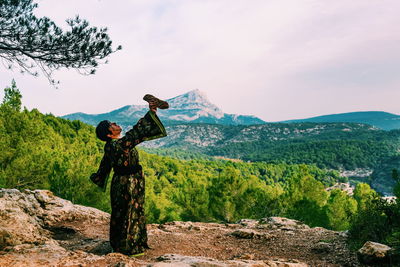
top-left (280, 111), bottom-right (400, 130)
top-left (62, 89), bottom-right (265, 126)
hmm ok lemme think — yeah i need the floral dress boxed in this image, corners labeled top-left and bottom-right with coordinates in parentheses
top-left (90, 111), bottom-right (167, 254)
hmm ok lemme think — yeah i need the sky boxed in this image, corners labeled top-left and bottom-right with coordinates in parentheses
top-left (1, 0), bottom-right (400, 122)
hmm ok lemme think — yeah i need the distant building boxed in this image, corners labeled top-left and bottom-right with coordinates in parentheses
top-left (382, 196), bottom-right (397, 203)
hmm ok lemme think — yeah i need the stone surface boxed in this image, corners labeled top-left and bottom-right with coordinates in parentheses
top-left (237, 219), bottom-right (259, 228)
top-left (231, 229), bottom-right (269, 239)
top-left (0, 189), bottom-right (361, 266)
top-left (151, 254), bottom-right (309, 267)
top-left (311, 242), bottom-right (332, 254)
top-left (259, 217), bottom-right (310, 230)
top-left (357, 241), bottom-right (392, 265)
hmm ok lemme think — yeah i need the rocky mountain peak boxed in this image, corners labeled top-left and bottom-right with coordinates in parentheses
top-left (168, 89), bottom-right (221, 112)
top-left (172, 89), bottom-right (209, 103)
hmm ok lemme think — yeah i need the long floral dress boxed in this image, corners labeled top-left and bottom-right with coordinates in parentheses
top-left (90, 111), bottom-right (167, 255)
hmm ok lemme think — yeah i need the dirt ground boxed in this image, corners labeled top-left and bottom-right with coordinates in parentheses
top-left (144, 221), bottom-right (360, 266)
top-left (0, 218), bottom-right (362, 266)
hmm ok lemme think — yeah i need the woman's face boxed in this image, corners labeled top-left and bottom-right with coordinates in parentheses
top-left (108, 122), bottom-right (122, 139)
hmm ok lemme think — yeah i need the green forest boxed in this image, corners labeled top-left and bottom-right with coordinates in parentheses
top-left (149, 123), bottom-right (400, 171)
top-left (211, 138), bottom-right (399, 170)
top-left (0, 82), bottom-right (399, 254)
top-left (138, 121), bottom-right (400, 175)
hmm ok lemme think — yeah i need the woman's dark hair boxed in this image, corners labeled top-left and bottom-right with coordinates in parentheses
top-left (96, 120), bottom-right (112, 141)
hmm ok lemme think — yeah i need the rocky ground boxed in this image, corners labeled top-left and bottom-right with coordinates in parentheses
top-left (0, 189), bottom-right (363, 266)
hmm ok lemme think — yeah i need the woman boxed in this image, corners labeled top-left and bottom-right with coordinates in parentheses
top-left (90, 94), bottom-right (168, 255)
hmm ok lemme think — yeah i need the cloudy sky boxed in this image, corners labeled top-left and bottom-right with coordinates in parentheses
top-left (1, 0), bottom-right (399, 122)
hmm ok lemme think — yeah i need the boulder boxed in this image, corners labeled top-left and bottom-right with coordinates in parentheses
top-left (259, 217), bottom-right (310, 230)
top-left (0, 189), bottom-right (51, 248)
top-left (231, 229), bottom-right (269, 239)
top-left (0, 189), bottom-right (141, 266)
top-left (0, 188), bottom-right (111, 254)
top-left (357, 241), bottom-right (392, 265)
top-left (237, 219), bottom-right (259, 228)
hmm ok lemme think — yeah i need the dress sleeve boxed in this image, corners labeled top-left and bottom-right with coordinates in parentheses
top-left (119, 110), bottom-right (167, 149)
top-left (90, 149), bottom-right (112, 191)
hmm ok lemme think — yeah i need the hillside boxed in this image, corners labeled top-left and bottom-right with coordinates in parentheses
top-left (370, 155), bottom-right (400, 196)
top-left (0, 189), bottom-right (360, 266)
top-left (140, 122), bottom-right (400, 169)
top-left (280, 111), bottom-right (400, 130)
top-left (138, 121), bottom-right (400, 194)
top-left (142, 121), bottom-right (381, 150)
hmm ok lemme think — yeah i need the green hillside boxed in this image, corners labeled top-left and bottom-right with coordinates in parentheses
top-left (207, 133), bottom-right (400, 170)
top-left (143, 122), bottom-right (400, 174)
top-left (370, 155), bottom-right (400, 195)
top-left (281, 111), bottom-right (400, 130)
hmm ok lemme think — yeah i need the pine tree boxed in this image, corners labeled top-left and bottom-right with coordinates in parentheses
top-left (0, 0), bottom-right (121, 85)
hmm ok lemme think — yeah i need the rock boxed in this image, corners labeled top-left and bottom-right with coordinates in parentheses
top-left (285, 231), bottom-right (295, 236)
top-left (152, 254), bottom-right (308, 267)
top-left (231, 229), bottom-right (268, 239)
top-left (238, 253), bottom-right (255, 260)
top-left (159, 221), bottom-right (197, 232)
top-left (237, 219), bottom-right (259, 228)
top-left (188, 225), bottom-right (202, 231)
top-left (0, 189), bottom-right (119, 265)
top-left (0, 189), bottom-right (110, 248)
top-left (158, 224), bottom-right (172, 232)
top-left (0, 229), bottom-right (18, 249)
top-left (0, 189), bottom-right (50, 247)
top-left (337, 231), bottom-right (349, 237)
top-left (33, 190), bottom-right (61, 208)
top-left (326, 183), bottom-right (354, 195)
top-left (155, 254), bottom-right (220, 267)
top-left (357, 241), bottom-right (392, 265)
top-left (312, 242), bottom-right (332, 254)
top-left (259, 217), bottom-right (310, 230)
top-left (164, 221), bottom-right (193, 228)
